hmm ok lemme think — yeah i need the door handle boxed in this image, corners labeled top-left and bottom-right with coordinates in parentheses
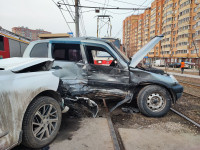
top-left (52, 66), bottom-right (62, 70)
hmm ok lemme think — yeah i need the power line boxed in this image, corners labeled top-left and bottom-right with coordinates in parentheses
top-left (62, 0), bottom-right (75, 21)
top-left (52, 0), bottom-right (72, 32)
top-left (85, 0), bottom-right (118, 8)
top-left (65, 0), bottom-right (75, 18)
top-left (113, 0), bottom-right (148, 7)
top-left (114, 27), bottom-right (122, 38)
top-left (102, 0), bottom-right (107, 15)
top-left (106, 10), bottom-right (135, 15)
top-left (59, 8), bottom-right (73, 32)
top-left (146, 0), bottom-right (155, 6)
top-left (104, 0), bottom-right (109, 15)
top-left (79, 5), bottom-right (87, 36)
top-left (57, 2), bottom-right (148, 10)
top-left (60, 7), bottom-right (75, 13)
top-left (114, 0), bottom-right (148, 38)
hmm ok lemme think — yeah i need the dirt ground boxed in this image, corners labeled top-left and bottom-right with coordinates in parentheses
top-left (109, 93), bottom-right (200, 135)
top-left (173, 93), bottom-right (200, 124)
top-left (111, 108), bottom-right (199, 135)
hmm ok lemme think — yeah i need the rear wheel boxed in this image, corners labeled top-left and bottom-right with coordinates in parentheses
top-left (22, 96), bottom-right (62, 148)
top-left (137, 85), bottom-right (171, 117)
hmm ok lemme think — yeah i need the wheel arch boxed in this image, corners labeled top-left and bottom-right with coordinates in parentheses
top-left (35, 90), bottom-right (62, 103)
top-left (19, 90), bottom-right (62, 144)
top-left (21, 92), bottom-right (62, 148)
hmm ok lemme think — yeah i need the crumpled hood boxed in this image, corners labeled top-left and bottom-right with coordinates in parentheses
top-left (0, 57), bottom-right (54, 72)
top-left (129, 35), bottom-right (164, 68)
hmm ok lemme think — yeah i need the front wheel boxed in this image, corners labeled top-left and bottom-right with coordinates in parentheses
top-left (137, 85), bottom-right (171, 117)
top-left (22, 96), bottom-right (62, 148)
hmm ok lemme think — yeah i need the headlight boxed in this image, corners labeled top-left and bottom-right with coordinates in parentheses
top-left (170, 75), bottom-right (178, 83)
top-left (97, 60), bottom-right (102, 64)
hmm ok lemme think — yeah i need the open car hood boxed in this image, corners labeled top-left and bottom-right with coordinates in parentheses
top-left (129, 35), bottom-right (164, 68)
top-left (0, 57), bottom-right (54, 72)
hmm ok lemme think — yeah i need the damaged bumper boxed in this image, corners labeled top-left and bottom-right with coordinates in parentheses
top-left (171, 84), bottom-right (183, 101)
top-left (64, 97), bottom-right (99, 117)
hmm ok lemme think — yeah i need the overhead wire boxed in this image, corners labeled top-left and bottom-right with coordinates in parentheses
top-left (57, 2), bottom-right (148, 10)
top-left (52, 0), bottom-right (72, 32)
top-left (85, 0), bottom-right (118, 8)
top-left (62, 0), bottom-right (75, 21)
top-left (146, 0), bottom-right (156, 6)
top-left (104, 0), bottom-right (109, 15)
top-left (113, 0), bottom-right (148, 38)
top-left (65, 0), bottom-right (75, 18)
top-left (113, 0), bottom-right (148, 7)
top-left (79, 3), bottom-right (87, 36)
top-left (106, 10), bottom-right (136, 15)
top-left (80, 11), bottom-right (87, 36)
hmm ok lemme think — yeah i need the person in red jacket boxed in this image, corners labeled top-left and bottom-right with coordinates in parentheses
top-left (180, 61), bottom-right (185, 74)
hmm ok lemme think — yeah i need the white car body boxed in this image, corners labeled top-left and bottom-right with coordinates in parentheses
top-left (0, 58), bottom-right (60, 149)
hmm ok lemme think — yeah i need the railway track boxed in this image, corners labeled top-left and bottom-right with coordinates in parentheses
top-left (178, 80), bottom-right (200, 88)
top-left (170, 108), bottom-right (200, 128)
top-left (177, 80), bottom-right (200, 98)
top-left (102, 99), bottom-right (122, 150)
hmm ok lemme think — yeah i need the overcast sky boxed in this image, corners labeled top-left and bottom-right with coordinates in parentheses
top-left (0, 0), bottom-right (152, 40)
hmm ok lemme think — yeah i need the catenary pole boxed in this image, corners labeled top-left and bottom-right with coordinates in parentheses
top-left (75, 0), bottom-right (80, 37)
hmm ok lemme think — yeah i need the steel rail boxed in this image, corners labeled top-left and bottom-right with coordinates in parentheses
top-left (183, 91), bottom-right (200, 98)
top-left (170, 108), bottom-right (200, 128)
top-left (178, 80), bottom-right (200, 88)
top-left (103, 99), bottom-right (121, 150)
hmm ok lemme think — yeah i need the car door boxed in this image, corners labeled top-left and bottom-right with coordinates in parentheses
top-left (50, 42), bottom-right (88, 96)
top-left (83, 43), bottom-right (130, 100)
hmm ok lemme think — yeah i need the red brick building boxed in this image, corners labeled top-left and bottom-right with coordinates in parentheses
top-left (12, 26), bottom-right (51, 41)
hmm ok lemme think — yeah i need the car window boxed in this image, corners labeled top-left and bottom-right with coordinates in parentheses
top-left (52, 43), bottom-right (82, 62)
top-left (85, 46), bottom-right (117, 67)
top-left (30, 43), bottom-right (48, 57)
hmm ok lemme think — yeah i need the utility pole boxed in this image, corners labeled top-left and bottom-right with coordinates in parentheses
top-left (75, 0), bottom-right (79, 37)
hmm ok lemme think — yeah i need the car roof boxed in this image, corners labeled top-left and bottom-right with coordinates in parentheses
top-left (31, 37), bottom-right (110, 44)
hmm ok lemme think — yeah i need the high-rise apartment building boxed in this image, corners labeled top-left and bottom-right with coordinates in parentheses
top-left (123, 15), bottom-right (139, 57)
top-left (143, 8), bottom-right (151, 45)
top-left (123, 0), bottom-right (200, 64)
top-left (12, 26), bottom-right (51, 41)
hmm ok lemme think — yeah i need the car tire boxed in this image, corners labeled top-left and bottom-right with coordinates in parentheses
top-left (22, 96), bottom-right (62, 148)
top-left (137, 85), bottom-right (171, 117)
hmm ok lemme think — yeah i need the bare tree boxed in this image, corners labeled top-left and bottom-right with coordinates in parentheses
top-left (192, 39), bottom-right (200, 76)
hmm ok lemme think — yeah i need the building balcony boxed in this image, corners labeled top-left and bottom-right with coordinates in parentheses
top-left (176, 45), bottom-right (188, 49)
top-left (179, 12), bottom-right (190, 20)
top-left (179, 4), bottom-right (191, 12)
top-left (177, 38), bottom-right (189, 43)
top-left (175, 53), bottom-right (188, 58)
top-left (162, 47), bottom-right (171, 51)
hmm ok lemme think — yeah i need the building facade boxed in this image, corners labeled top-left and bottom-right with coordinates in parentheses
top-left (123, 15), bottom-right (139, 57)
top-left (123, 0), bottom-right (200, 65)
top-left (12, 26), bottom-right (51, 41)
